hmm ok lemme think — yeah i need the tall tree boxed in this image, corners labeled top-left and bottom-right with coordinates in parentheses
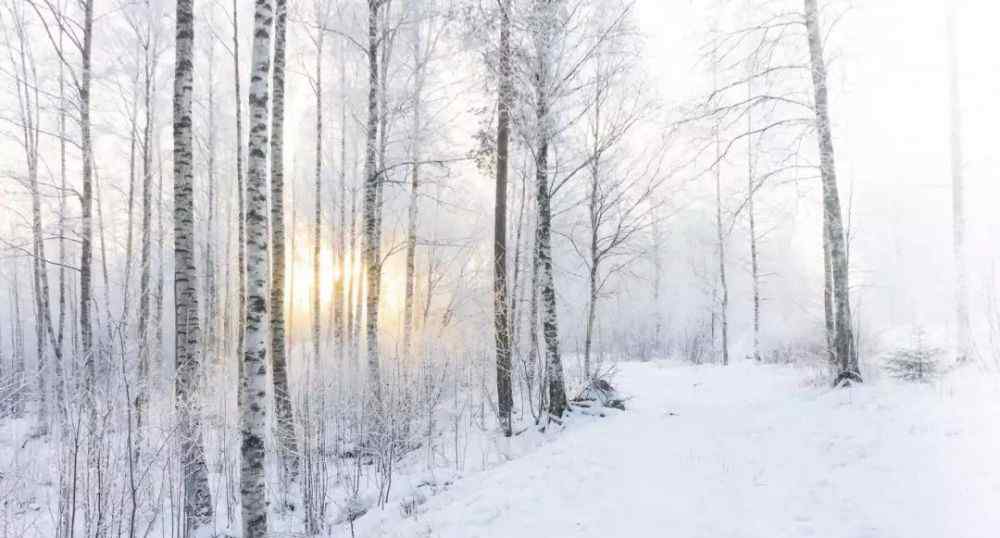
top-left (532, 0), bottom-right (568, 419)
top-left (136, 0), bottom-right (157, 437)
top-left (402, 0), bottom-right (426, 357)
top-left (363, 0), bottom-right (386, 403)
top-left (172, 0), bottom-right (215, 534)
top-left (240, 0), bottom-right (276, 535)
top-left (713, 115), bottom-right (729, 367)
top-left (804, 0), bottom-right (859, 384)
top-left (335, 38), bottom-right (348, 364)
top-left (269, 0), bottom-right (297, 483)
top-left (79, 0), bottom-right (95, 414)
top-left (6, 0), bottom-right (54, 430)
top-left (233, 0), bottom-right (247, 391)
top-left (311, 0), bottom-right (326, 370)
top-left (746, 77), bottom-right (761, 363)
top-left (494, 0), bottom-right (514, 436)
top-left (947, 8), bottom-right (969, 362)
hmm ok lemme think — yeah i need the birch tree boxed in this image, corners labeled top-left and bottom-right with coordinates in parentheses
top-left (269, 0), bottom-right (297, 484)
top-left (241, 0), bottom-right (275, 534)
top-left (532, 0), bottom-right (568, 420)
top-left (173, 0), bottom-right (215, 533)
top-left (804, 0), bottom-right (859, 384)
top-left (947, 8), bottom-right (969, 363)
top-left (364, 0), bottom-right (387, 403)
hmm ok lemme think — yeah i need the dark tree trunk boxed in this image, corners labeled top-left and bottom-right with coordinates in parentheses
top-left (494, 0), bottom-right (514, 436)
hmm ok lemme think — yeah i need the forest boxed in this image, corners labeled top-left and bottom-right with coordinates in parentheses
top-left (1, 0), bottom-right (998, 537)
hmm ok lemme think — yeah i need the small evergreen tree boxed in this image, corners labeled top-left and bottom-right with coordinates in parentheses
top-left (883, 329), bottom-right (941, 383)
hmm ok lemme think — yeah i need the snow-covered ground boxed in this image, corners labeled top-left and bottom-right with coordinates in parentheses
top-left (362, 361), bottom-right (1000, 538)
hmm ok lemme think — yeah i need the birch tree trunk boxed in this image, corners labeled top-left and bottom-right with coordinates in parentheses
top-left (241, 0), bottom-right (276, 535)
top-left (269, 0), bottom-right (297, 482)
top-left (823, 219), bottom-right (835, 363)
top-left (79, 0), bottom-right (96, 419)
top-left (746, 83), bottom-right (761, 363)
top-left (9, 4), bottom-right (53, 430)
top-left (533, 0), bottom-right (567, 420)
top-left (312, 20), bottom-right (324, 370)
top-left (583, 61), bottom-right (604, 379)
top-left (494, 0), bottom-right (514, 435)
top-left (205, 35), bottom-right (217, 367)
top-left (948, 9), bottom-right (969, 362)
top-left (172, 1), bottom-right (215, 533)
top-left (233, 0), bottom-right (247, 401)
top-left (363, 0), bottom-right (385, 403)
top-left (403, 0), bottom-right (424, 358)
top-left (137, 26), bottom-right (155, 433)
top-left (347, 183), bottom-right (358, 359)
top-left (56, 24), bottom-right (68, 414)
top-left (713, 128), bottom-right (729, 367)
top-left (804, 0), bottom-right (859, 384)
top-left (336, 52), bottom-right (348, 364)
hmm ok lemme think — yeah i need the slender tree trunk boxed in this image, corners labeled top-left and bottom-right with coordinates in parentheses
top-left (363, 0), bottom-right (384, 403)
top-left (804, 0), bottom-right (859, 384)
top-left (233, 0), bottom-right (248, 403)
top-left (347, 183), bottom-right (358, 360)
top-left (747, 82), bottom-right (761, 362)
top-left (79, 0), bottom-right (96, 421)
top-left (583, 73), bottom-right (602, 379)
top-left (173, 1), bottom-right (215, 534)
top-left (241, 0), bottom-right (276, 535)
top-left (269, 0), bottom-right (297, 482)
top-left (11, 265), bottom-right (24, 417)
top-left (336, 53), bottom-right (348, 364)
top-left (154, 119), bottom-right (166, 390)
top-left (56, 24), bottom-right (68, 415)
top-left (494, 0), bottom-right (514, 435)
top-left (313, 24), bottom-right (324, 370)
top-left (948, 9), bottom-right (970, 362)
top-left (403, 0), bottom-right (424, 358)
top-left (533, 0), bottom-right (567, 419)
top-left (10, 11), bottom-right (53, 430)
top-left (713, 128), bottom-right (729, 367)
top-left (822, 218), bottom-right (835, 363)
top-left (651, 213), bottom-right (663, 355)
top-left (205, 36), bottom-right (217, 367)
top-left (124, 72), bottom-right (139, 343)
top-left (528, 215), bottom-right (544, 420)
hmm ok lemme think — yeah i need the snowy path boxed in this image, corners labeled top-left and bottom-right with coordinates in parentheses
top-left (369, 362), bottom-right (1000, 538)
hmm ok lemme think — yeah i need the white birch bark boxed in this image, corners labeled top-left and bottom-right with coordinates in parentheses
top-left (172, 0), bottom-right (215, 533)
top-left (804, 0), bottom-right (859, 384)
top-left (363, 0), bottom-right (385, 403)
top-left (269, 0), bottom-right (297, 481)
top-left (533, 0), bottom-right (567, 419)
top-left (241, 0), bottom-right (276, 535)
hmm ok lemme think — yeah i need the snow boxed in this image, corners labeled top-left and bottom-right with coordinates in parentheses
top-left (361, 361), bottom-right (1000, 538)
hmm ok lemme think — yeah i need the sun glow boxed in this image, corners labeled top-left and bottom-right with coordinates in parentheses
top-left (288, 246), bottom-right (351, 310)
top-left (285, 240), bottom-right (407, 331)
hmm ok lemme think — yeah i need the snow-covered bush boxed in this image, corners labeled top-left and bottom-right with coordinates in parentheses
top-left (573, 378), bottom-right (626, 411)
